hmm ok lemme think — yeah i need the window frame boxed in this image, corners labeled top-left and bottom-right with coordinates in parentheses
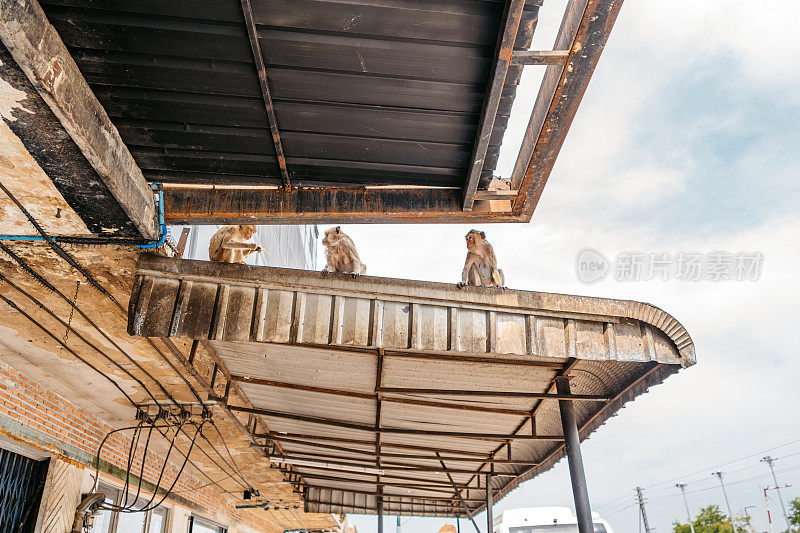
top-left (89, 482), bottom-right (169, 533)
top-left (189, 515), bottom-right (228, 533)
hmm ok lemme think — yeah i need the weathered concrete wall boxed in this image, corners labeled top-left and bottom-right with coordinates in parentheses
top-left (0, 0), bottom-right (157, 238)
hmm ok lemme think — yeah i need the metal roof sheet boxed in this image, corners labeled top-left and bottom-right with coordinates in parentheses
top-left (40, 0), bottom-right (539, 189)
top-left (127, 254), bottom-right (694, 517)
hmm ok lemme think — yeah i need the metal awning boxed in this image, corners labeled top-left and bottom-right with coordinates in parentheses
top-left (32, 0), bottom-right (624, 223)
top-left (127, 254), bottom-right (694, 518)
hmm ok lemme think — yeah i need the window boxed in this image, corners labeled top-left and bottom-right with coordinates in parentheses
top-left (88, 485), bottom-right (119, 533)
top-left (148, 508), bottom-right (168, 533)
top-left (190, 515), bottom-right (227, 533)
top-left (88, 484), bottom-right (169, 533)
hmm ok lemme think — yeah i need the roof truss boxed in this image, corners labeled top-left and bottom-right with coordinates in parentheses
top-left (127, 255), bottom-right (693, 516)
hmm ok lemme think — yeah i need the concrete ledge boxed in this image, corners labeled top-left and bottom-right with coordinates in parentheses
top-left (0, 0), bottom-right (157, 239)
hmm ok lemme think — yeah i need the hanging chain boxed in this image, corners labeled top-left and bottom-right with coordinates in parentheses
top-left (63, 280), bottom-right (80, 344)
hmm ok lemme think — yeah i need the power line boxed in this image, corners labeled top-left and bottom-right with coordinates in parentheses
top-left (645, 437), bottom-right (800, 491)
top-left (596, 436), bottom-right (800, 510)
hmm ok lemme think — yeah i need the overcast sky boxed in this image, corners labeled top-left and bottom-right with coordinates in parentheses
top-left (338, 1), bottom-right (800, 532)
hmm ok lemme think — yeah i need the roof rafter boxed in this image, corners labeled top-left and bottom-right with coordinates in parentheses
top-left (239, 0), bottom-right (291, 189)
top-left (462, 0), bottom-right (528, 210)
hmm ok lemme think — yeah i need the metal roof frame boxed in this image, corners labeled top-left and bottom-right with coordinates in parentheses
top-left (127, 255), bottom-right (694, 518)
top-left (26, 0), bottom-right (624, 225)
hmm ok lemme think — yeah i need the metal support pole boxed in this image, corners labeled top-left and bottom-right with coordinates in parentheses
top-left (486, 474), bottom-right (494, 533)
top-left (556, 377), bottom-right (593, 533)
top-left (712, 471), bottom-right (734, 522)
top-left (762, 456), bottom-right (790, 529)
top-left (396, 515), bottom-right (401, 533)
top-left (676, 483), bottom-right (696, 533)
top-left (377, 498), bottom-right (384, 533)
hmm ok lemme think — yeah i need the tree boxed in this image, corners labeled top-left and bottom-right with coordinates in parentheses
top-left (673, 505), bottom-right (737, 533)
top-left (789, 497), bottom-right (800, 528)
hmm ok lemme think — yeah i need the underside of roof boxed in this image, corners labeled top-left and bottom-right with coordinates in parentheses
top-left (127, 254), bottom-right (694, 518)
top-left (41, 0), bottom-right (539, 190)
top-left (0, 0), bottom-right (625, 227)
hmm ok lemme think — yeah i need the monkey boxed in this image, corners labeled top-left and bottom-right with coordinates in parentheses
top-left (321, 226), bottom-right (367, 276)
top-left (459, 229), bottom-right (505, 288)
top-left (208, 225), bottom-right (262, 264)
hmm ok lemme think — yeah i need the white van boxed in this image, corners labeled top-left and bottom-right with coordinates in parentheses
top-left (493, 507), bottom-right (615, 533)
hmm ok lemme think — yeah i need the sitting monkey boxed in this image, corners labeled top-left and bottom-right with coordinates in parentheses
top-left (208, 225), bottom-right (262, 264)
top-left (321, 226), bottom-right (367, 276)
top-left (459, 229), bottom-right (504, 287)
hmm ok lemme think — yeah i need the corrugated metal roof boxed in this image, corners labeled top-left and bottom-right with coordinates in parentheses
top-left (41, 0), bottom-right (541, 189)
top-left (127, 254), bottom-right (695, 517)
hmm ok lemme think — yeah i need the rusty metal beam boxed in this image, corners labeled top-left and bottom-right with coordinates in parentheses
top-left (256, 433), bottom-right (492, 458)
top-left (376, 387), bottom-right (610, 401)
top-left (231, 405), bottom-right (564, 441)
top-left (437, 452), bottom-right (482, 533)
top-left (462, 0), bottom-right (527, 211)
top-left (304, 487), bottom-right (484, 503)
top-left (162, 186), bottom-right (521, 224)
top-left (273, 455), bottom-right (497, 476)
top-left (256, 446), bottom-right (535, 466)
top-left (511, 0), bottom-right (624, 218)
top-left (474, 189), bottom-right (519, 201)
top-left (304, 496), bottom-right (483, 508)
top-left (231, 375), bottom-right (540, 415)
top-left (460, 358), bottom-right (580, 508)
top-left (511, 50), bottom-right (570, 65)
top-left (293, 469), bottom-right (471, 489)
top-left (239, 0), bottom-right (290, 189)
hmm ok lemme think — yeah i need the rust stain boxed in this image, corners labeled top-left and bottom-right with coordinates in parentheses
top-left (39, 58), bottom-right (63, 94)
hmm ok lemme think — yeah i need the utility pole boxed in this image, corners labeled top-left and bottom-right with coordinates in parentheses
top-left (676, 483), bottom-right (696, 533)
top-left (712, 471), bottom-right (734, 522)
top-left (762, 456), bottom-right (790, 529)
top-left (636, 487), bottom-right (652, 533)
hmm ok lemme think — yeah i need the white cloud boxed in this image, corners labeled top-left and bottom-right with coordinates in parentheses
top-left (321, 2), bottom-right (800, 532)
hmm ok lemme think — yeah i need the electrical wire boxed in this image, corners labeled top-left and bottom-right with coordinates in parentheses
top-left (0, 200), bottom-right (259, 503)
top-left (125, 420), bottom-right (207, 513)
top-left (595, 435), bottom-right (800, 511)
top-left (0, 181), bottom-right (125, 309)
top-left (121, 419), bottom-right (146, 509)
top-left (0, 291), bottom-right (139, 407)
top-left (177, 424), bottom-right (251, 493)
top-left (602, 462), bottom-right (800, 519)
top-left (1, 251), bottom-right (256, 508)
top-left (0, 272), bottom-right (162, 405)
top-left (208, 419), bottom-right (255, 491)
top-left (0, 243), bottom-right (179, 406)
top-left (288, 505), bottom-right (311, 533)
top-left (1, 250), bottom-right (253, 506)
